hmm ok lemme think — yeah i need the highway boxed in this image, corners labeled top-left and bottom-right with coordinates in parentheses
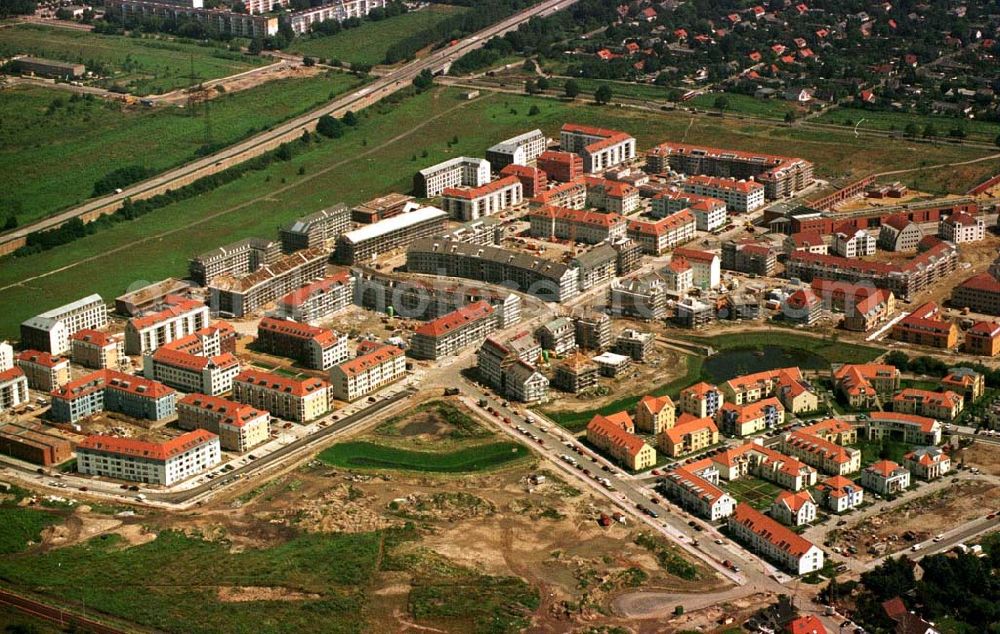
top-left (0, 0), bottom-right (579, 254)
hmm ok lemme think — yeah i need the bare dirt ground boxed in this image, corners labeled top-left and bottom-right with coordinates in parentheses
top-left (832, 189), bottom-right (949, 212)
top-left (829, 479), bottom-right (999, 560)
top-left (217, 586), bottom-right (321, 602)
top-left (962, 442), bottom-right (1000, 475)
top-left (152, 63), bottom-right (328, 106)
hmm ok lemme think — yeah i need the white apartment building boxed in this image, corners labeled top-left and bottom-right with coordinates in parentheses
top-left (442, 175), bottom-right (523, 221)
top-left (76, 430), bottom-right (221, 486)
top-left (939, 212), bottom-right (986, 244)
top-left (528, 206), bottom-right (628, 244)
top-left (0, 368), bottom-right (30, 413)
top-left (177, 394), bottom-right (270, 453)
top-left (504, 360), bottom-right (549, 403)
top-left (728, 504), bottom-right (824, 574)
top-left (0, 341), bottom-right (12, 371)
top-left (770, 490), bottom-right (817, 526)
top-left (486, 129), bottom-right (547, 168)
top-left (690, 199), bottom-right (728, 231)
top-left (232, 370), bottom-right (331, 422)
top-left (663, 461), bottom-right (738, 520)
top-left (277, 271), bottom-right (354, 323)
top-left (814, 475), bottom-right (864, 513)
top-left (832, 229), bottom-right (876, 258)
top-left (20, 294), bottom-right (108, 355)
top-left (559, 124), bottom-right (636, 173)
top-left (626, 210), bottom-right (697, 255)
top-left (125, 297), bottom-right (211, 355)
top-left (286, 0), bottom-right (388, 34)
top-left (860, 459), bottom-right (911, 495)
top-left (417, 157), bottom-right (491, 197)
top-left (144, 348), bottom-right (241, 397)
top-left (671, 248), bottom-right (721, 289)
top-left (329, 344), bottom-right (406, 402)
top-left (71, 330), bottom-right (125, 370)
top-left (681, 175), bottom-right (765, 213)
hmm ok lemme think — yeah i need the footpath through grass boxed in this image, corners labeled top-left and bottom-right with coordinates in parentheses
top-left (0, 72), bottom-right (361, 227)
top-left (318, 441), bottom-right (529, 473)
top-left (0, 25), bottom-right (264, 95)
top-left (291, 4), bottom-right (467, 67)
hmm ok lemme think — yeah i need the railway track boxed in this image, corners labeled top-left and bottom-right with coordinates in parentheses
top-left (0, 588), bottom-right (133, 634)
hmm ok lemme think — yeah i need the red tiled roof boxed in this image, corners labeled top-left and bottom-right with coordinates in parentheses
top-left (663, 415), bottom-right (717, 444)
top-left (868, 411), bottom-right (937, 433)
top-left (78, 429), bottom-right (217, 462)
top-left (70, 329), bottom-right (117, 347)
top-left (967, 320), bottom-right (1000, 337)
top-left (639, 394), bottom-right (674, 415)
top-left (442, 175), bottom-right (521, 200)
top-left (279, 271), bottom-right (352, 308)
top-left (685, 174), bottom-right (764, 194)
top-left (787, 231), bottom-right (825, 248)
top-left (775, 489), bottom-right (815, 513)
top-left (0, 367), bottom-right (26, 383)
top-left (681, 381), bottom-right (717, 397)
top-left (178, 393), bottom-right (266, 428)
top-left (957, 272), bottom-right (1000, 294)
top-left (730, 503), bottom-right (816, 557)
top-left (234, 369), bottom-right (329, 397)
top-left (151, 347), bottom-right (238, 372)
top-left (867, 459), bottom-right (904, 477)
top-left (627, 210), bottom-right (695, 236)
top-left (893, 388), bottom-right (961, 409)
top-left (672, 247), bottom-right (717, 263)
top-left (414, 301), bottom-right (494, 338)
top-left (16, 350), bottom-right (68, 368)
top-left (786, 614), bottom-right (827, 634)
top-left (129, 296), bottom-right (206, 330)
top-left (336, 344), bottom-right (403, 378)
top-left (259, 316), bottom-right (341, 346)
top-left (52, 369), bottom-right (174, 400)
top-left (530, 205), bottom-right (626, 228)
top-left (588, 415), bottom-right (647, 457)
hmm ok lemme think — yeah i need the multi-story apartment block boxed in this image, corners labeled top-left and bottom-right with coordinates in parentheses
top-left (416, 157), bottom-right (491, 197)
top-left (50, 370), bottom-right (177, 424)
top-left (680, 382), bottom-right (724, 419)
top-left (878, 214), bottom-right (923, 251)
top-left (681, 175), bottom-right (765, 213)
top-left (721, 367), bottom-right (804, 406)
top-left (574, 311), bottom-right (612, 351)
top-left (285, 0), bottom-right (387, 34)
top-left (841, 287), bottom-right (896, 332)
top-left (797, 418), bottom-right (857, 445)
top-left (329, 344), bottom-right (406, 402)
top-left (939, 212), bottom-right (985, 243)
top-left (570, 243), bottom-right (617, 291)
top-left (536, 317), bottom-right (576, 355)
top-left (144, 338), bottom-right (239, 396)
top-left (645, 142), bottom-right (814, 199)
top-left (486, 129), bottom-right (547, 168)
top-left (650, 189), bottom-right (727, 221)
top-left (583, 177), bottom-right (639, 214)
top-left (770, 490), bottom-right (817, 527)
top-left (477, 333), bottom-right (540, 393)
top-left (177, 394), bottom-right (270, 453)
top-left (277, 271), bottom-right (354, 323)
top-left (559, 124), bottom-right (636, 173)
top-left (232, 370), bottom-right (330, 422)
top-left (536, 150), bottom-right (583, 182)
top-left (783, 288), bottom-right (824, 326)
top-left (966, 321), bottom-right (1000, 356)
top-left (586, 413), bottom-right (656, 470)
top-left (664, 257), bottom-right (694, 294)
top-left (504, 360), bottom-right (549, 403)
top-left (636, 394), bottom-right (674, 434)
top-left (782, 430), bottom-right (861, 475)
top-left (351, 193), bottom-right (415, 225)
top-left (674, 296), bottom-right (715, 329)
top-left (278, 204), bottom-right (351, 253)
top-left (442, 175), bottom-right (523, 221)
top-left (903, 446), bottom-right (950, 480)
top-left (721, 240), bottom-right (777, 276)
top-left (76, 429), bottom-right (221, 485)
top-left (407, 239), bottom-right (580, 303)
top-left (553, 353), bottom-right (598, 393)
top-left (0, 368), bottom-right (30, 413)
top-left (0, 421), bottom-right (73, 467)
top-left (256, 317), bottom-right (349, 371)
top-left (663, 458), bottom-right (738, 520)
top-left (335, 206), bottom-right (448, 265)
top-left (718, 397), bottom-right (785, 437)
top-left (671, 248), bottom-right (721, 290)
top-left (787, 240), bottom-right (957, 302)
top-left (104, 0), bottom-right (279, 37)
top-left (528, 178), bottom-right (587, 209)
top-left (614, 329), bottom-right (654, 362)
top-left (783, 231), bottom-right (828, 257)
top-left (608, 275), bottom-right (668, 320)
top-left (626, 210), bottom-right (696, 255)
top-left (941, 367), bottom-right (984, 402)
top-left (860, 460), bottom-right (910, 496)
top-left (114, 278), bottom-right (192, 317)
top-left (831, 229), bottom-right (877, 258)
top-left (15, 351), bottom-right (70, 392)
top-left (0, 342), bottom-right (11, 372)
top-left (210, 248), bottom-right (327, 317)
top-left (727, 504), bottom-right (824, 574)
top-left (814, 475), bottom-right (864, 513)
top-left (658, 415), bottom-right (718, 458)
top-left (499, 164), bottom-right (547, 198)
top-left (125, 296), bottom-right (210, 355)
top-left (833, 363), bottom-right (901, 409)
top-left (409, 301), bottom-right (498, 360)
top-left (892, 388), bottom-right (963, 421)
top-left (528, 206), bottom-right (627, 244)
top-left (891, 302), bottom-right (958, 349)
top-left (189, 237), bottom-right (281, 287)
top-left (866, 412), bottom-right (941, 445)
top-left (71, 330), bottom-right (125, 370)
top-left (951, 272), bottom-right (1000, 316)
top-left (20, 294), bottom-right (108, 356)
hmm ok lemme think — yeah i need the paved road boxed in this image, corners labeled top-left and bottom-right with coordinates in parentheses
top-left (0, 0), bottom-right (580, 252)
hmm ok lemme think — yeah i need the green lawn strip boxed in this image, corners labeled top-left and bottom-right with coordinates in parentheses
top-left (0, 25), bottom-right (263, 95)
top-left (0, 72), bottom-right (361, 226)
top-left (318, 441), bottom-right (529, 473)
top-left (290, 4), bottom-right (467, 67)
top-left (723, 477), bottom-right (783, 511)
top-left (851, 437), bottom-right (913, 468)
top-left (813, 106), bottom-right (1000, 144)
top-left (0, 507), bottom-right (60, 554)
top-left (686, 92), bottom-right (799, 120)
top-left (685, 332), bottom-right (883, 365)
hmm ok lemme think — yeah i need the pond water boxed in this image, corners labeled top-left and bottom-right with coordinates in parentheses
top-left (701, 345), bottom-right (829, 384)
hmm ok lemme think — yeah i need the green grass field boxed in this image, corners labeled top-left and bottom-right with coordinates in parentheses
top-left (0, 25), bottom-right (264, 95)
top-left (290, 4), bottom-right (467, 67)
top-left (318, 441), bottom-right (529, 473)
top-left (813, 106), bottom-right (1000, 145)
top-left (0, 72), bottom-right (361, 226)
top-left (689, 332), bottom-right (883, 365)
top-left (0, 85), bottom-right (997, 340)
top-left (686, 92), bottom-right (800, 120)
top-left (0, 507), bottom-right (59, 554)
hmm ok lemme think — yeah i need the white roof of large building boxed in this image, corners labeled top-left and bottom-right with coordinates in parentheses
top-left (488, 129), bottom-right (544, 154)
top-left (341, 206), bottom-right (447, 245)
top-left (592, 351), bottom-right (630, 365)
top-left (22, 294), bottom-right (104, 330)
top-left (418, 157), bottom-right (489, 177)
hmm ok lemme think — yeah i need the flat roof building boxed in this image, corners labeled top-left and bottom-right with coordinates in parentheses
top-left (416, 157), bottom-right (490, 197)
top-left (278, 204), bottom-right (351, 254)
top-left (334, 206), bottom-right (448, 265)
top-left (20, 294), bottom-right (108, 356)
top-left (486, 129), bottom-right (546, 169)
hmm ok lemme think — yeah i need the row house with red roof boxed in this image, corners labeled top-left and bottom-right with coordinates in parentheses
top-left (892, 388), bottom-right (963, 421)
top-left (232, 369), bottom-right (330, 422)
top-left (15, 351), bottom-right (70, 392)
top-left (662, 457), bottom-right (738, 521)
top-left (256, 317), bottom-right (349, 371)
top-left (442, 175), bottom-right (524, 221)
top-left (277, 272), bottom-right (354, 324)
top-left (860, 459), bottom-right (910, 496)
top-left (50, 369), bottom-right (177, 424)
top-left (559, 124), bottom-right (636, 173)
top-left (965, 321), bottom-right (1000, 356)
top-left (727, 503), bottom-right (824, 574)
top-left (781, 423), bottom-right (861, 475)
top-left (529, 178), bottom-right (587, 209)
top-left (586, 412), bottom-right (656, 470)
top-left (636, 394), bottom-right (675, 434)
top-left (951, 272), bottom-right (1000, 317)
top-left (626, 210), bottom-right (696, 255)
top-left (177, 393), bottom-right (270, 452)
top-left (409, 301), bottom-right (499, 361)
top-left (891, 302), bottom-right (959, 349)
top-left (124, 295), bottom-right (210, 356)
top-left (583, 177), bottom-right (640, 214)
top-left (721, 367), bottom-right (818, 414)
top-left (76, 429), bottom-right (220, 486)
top-left (681, 175), bottom-right (765, 213)
top-left (528, 206), bottom-right (628, 244)
top-left (770, 490), bottom-right (817, 526)
top-left (141, 323), bottom-right (239, 396)
top-left (70, 329), bottom-right (125, 370)
top-left (329, 343), bottom-right (406, 402)
top-left (658, 414), bottom-right (718, 458)
top-left (711, 441), bottom-right (818, 492)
